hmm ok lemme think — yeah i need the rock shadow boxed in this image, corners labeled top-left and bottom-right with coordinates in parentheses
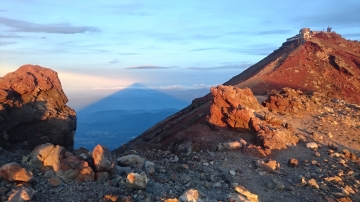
top-left (0, 100), bottom-right (76, 151)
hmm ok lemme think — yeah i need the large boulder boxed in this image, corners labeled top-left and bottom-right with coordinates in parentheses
top-left (43, 145), bottom-right (66, 172)
top-left (208, 85), bottom-right (261, 129)
top-left (7, 187), bottom-right (36, 202)
top-left (126, 172), bottom-right (148, 190)
top-left (0, 65), bottom-right (76, 150)
top-left (92, 144), bottom-right (115, 172)
top-left (0, 162), bottom-right (33, 182)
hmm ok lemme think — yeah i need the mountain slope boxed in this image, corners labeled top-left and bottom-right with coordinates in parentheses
top-left (229, 32), bottom-right (360, 103)
top-left (114, 31), bottom-right (360, 153)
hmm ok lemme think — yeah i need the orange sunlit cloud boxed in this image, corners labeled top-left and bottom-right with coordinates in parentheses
top-left (57, 71), bottom-right (136, 91)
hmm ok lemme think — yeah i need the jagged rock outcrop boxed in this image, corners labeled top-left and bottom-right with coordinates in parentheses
top-left (0, 65), bottom-right (76, 150)
top-left (208, 85), bottom-right (261, 129)
top-left (208, 85), bottom-right (299, 154)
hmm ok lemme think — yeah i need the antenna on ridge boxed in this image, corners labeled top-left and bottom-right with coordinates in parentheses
top-left (327, 26), bottom-right (332, 32)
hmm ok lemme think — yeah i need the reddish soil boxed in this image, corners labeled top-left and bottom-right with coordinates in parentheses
top-left (239, 32), bottom-right (360, 104)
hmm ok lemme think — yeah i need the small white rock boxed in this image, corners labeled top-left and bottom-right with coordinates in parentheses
top-left (306, 142), bottom-right (318, 150)
top-left (229, 170), bottom-right (236, 176)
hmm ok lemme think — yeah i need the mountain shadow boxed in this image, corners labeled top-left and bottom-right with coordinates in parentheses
top-left (75, 83), bottom-right (190, 150)
top-left (77, 83), bottom-right (189, 115)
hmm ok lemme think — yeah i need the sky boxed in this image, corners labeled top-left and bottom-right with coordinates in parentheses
top-left (1, 0), bottom-right (359, 95)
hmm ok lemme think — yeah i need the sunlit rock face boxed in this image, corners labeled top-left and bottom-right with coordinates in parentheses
top-left (0, 65), bottom-right (76, 150)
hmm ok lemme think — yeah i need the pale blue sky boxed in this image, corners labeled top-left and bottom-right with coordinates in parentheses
top-left (1, 0), bottom-right (359, 92)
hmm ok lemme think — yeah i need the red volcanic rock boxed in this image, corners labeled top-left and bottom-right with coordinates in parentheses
top-left (92, 144), bottom-right (115, 172)
top-left (208, 85), bottom-right (261, 129)
top-left (208, 85), bottom-right (298, 153)
top-left (263, 87), bottom-right (327, 114)
top-left (263, 88), bottom-right (306, 114)
top-left (0, 65), bottom-right (76, 150)
top-left (0, 162), bottom-right (33, 182)
top-left (254, 123), bottom-right (298, 152)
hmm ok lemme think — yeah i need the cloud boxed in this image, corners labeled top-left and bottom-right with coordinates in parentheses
top-left (187, 64), bottom-right (251, 70)
top-left (228, 29), bottom-right (293, 36)
top-left (0, 9), bottom-right (7, 12)
top-left (342, 33), bottom-right (360, 39)
top-left (0, 17), bottom-right (100, 34)
top-left (229, 48), bottom-right (272, 55)
top-left (0, 34), bottom-right (24, 39)
top-left (189, 44), bottom-right (277, 56)
top-left (0, 34), bottom-right (46, 39)
top-left (126, 65), bottom-right (175, 70)
top-left (108, 59), bottom-right (120, 64)
top-left (150, 84), bottom-right (213, 90)
top-left (92, 86), bottom-right (126, 90)
top-left (92, 84), bottom-right (213, 91)
top-left (144, 32), bottom-right (221, 43)
top-left (0, 41), bottom-right (17, 46)
top-left (58, 71), bottom-right (135, 91)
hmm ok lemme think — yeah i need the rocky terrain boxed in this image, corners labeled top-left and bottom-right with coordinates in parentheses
top-left (0, 87), bottom-right (360, 201)
top-left (0, 65), bottom-right (76, 151)
top-left (0, 31), bottom-right (360, 201)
